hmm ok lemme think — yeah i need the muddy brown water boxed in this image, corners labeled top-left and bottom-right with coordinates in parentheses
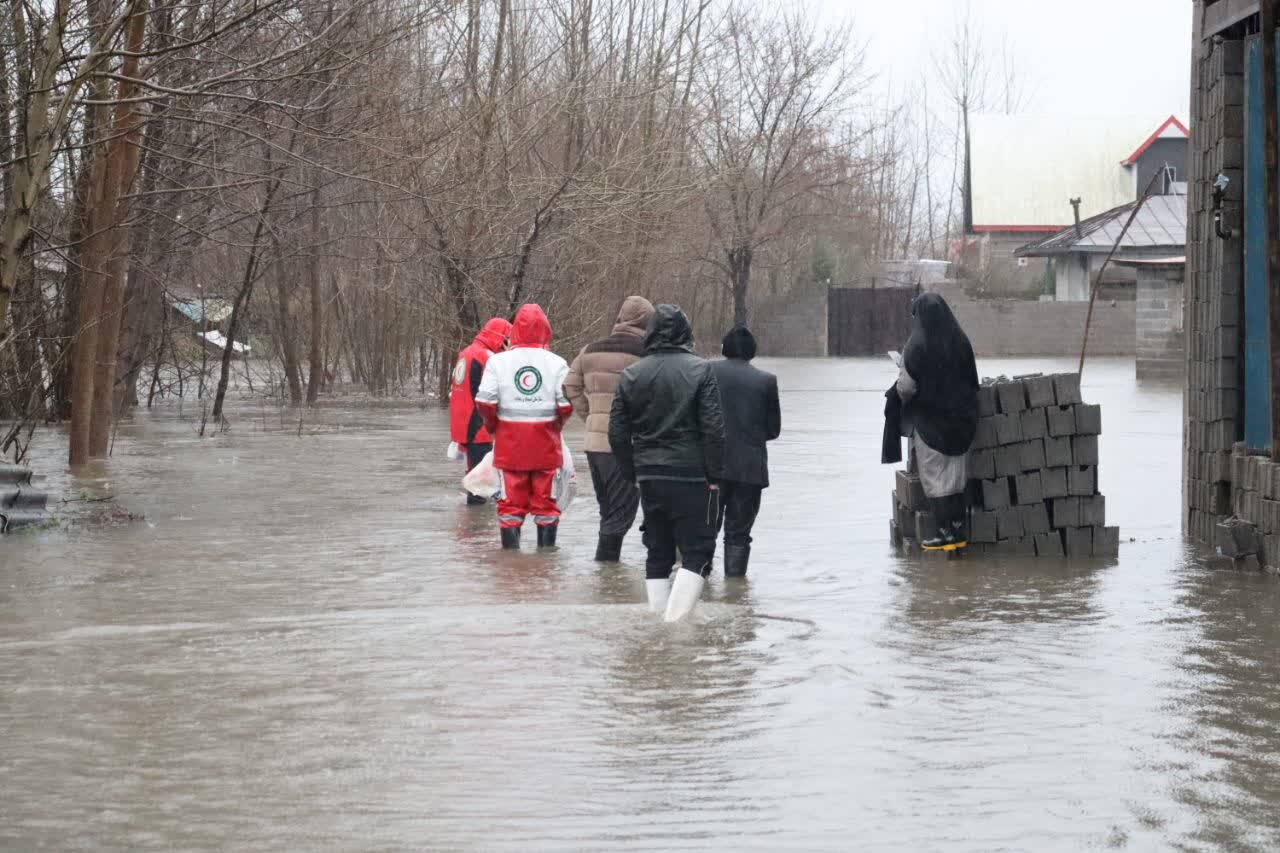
top-left (3, 357), bottom-right (1279, 851)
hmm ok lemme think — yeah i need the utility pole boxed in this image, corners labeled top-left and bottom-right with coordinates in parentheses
top-left (1264, 0), bottom-right (1280, 460)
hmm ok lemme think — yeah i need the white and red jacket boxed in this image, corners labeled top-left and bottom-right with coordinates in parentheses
top-left (476, 304), bottom-right (572, 472)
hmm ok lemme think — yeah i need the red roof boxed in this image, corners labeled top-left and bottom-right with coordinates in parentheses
top-left (1122, 115), bottom-right (1190, 166)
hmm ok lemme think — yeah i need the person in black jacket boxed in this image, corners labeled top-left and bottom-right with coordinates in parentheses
top-left (711, 325), bottom-right (781, 577)
top-left (896, 292), bottom-right (979, 549)
top-left (609, 305), bottom-right (725, 622)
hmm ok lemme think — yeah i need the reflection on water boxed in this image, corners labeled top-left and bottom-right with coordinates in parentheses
top-left (3, 358), bottom-right (1280, 849)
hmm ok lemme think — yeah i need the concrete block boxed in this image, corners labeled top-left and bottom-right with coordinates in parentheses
top-left (997, 506), bottom-right (1024, 540)
top-left (1045, 436), bottom-right (1073, 468)
top-left (1014, 471), bottom-right (1043, 505)
top-left (995, 445), bottom-right (1022, 478)
top-left (997, 381), bottom-right (1027, 414)
top-left (973, 417), bottom-right (998, 450)
top-left (1073, 404), bottom-right (1102, 436)
top-left (1020, 502), bottom-right (1051, 535)
top-left (1080, 494), bottom-right (1106, 527)
top-left (1053, 373), bottom-right (1083, 406)
top-left (1025, 376), bottom-right (1056, 408)
top-left (1019, 439), bottom-right (1046, 472)
top-left (1073, 435), bottom-right (1099, 466)
top-left (1042, 467), bottom-right (1069, 499)
top-left (1020, 407), bottom-right (1049, 440)
top-left (1048, 406), bottom-right (1076, 437)
top-left (968, 448), bottom-right (996, 481)
top-left (1069, 466), bottom-right (1097, 497)
top-left (982, 478), bottom-right (1011, 510)
top-left (891, 519), bottom-right (903, 547)
top-left (1093, 526), bottom-right (1120, 558)
top-left (994, 413), bottom-right (1023, 446)
top-left (1215, 517), bottom-right (1260, 557)
top-left (1035, 531), bottom-right (1065, 557)
top-left (970, 510), bottom-right (998, 543)
top-left (992, 536), bottom-right (1035, 556)
top-left (977, 385), bottom-right (998, 417)
top-left (896, 470), bottom-right (927, 510)
top-left (1064, 526), bottom-right (1093, 558)
top-left (915, 510), bottom-right (938, 542)
top-left (1052, 497), bottom-right (1081, 529)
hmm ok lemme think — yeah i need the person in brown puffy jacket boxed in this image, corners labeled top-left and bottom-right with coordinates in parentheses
top-left (564, 295), bottom-right (655, 562)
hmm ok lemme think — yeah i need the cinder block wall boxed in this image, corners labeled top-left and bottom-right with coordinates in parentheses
top-left (1184, 28), bottom-right (1246, 545)
top-left (936, 284), bottom-right (1136, 357)
top-left (753, 285), bottom-right (828, 357)
top-left (1136, 266), bottom-right (1186, 381)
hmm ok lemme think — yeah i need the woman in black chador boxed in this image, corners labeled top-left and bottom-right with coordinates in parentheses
top-left (896, 293), bottom-right (979, 549)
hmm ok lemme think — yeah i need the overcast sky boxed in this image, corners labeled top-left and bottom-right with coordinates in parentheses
top-left (807, 0), bottom-right (1192, 119)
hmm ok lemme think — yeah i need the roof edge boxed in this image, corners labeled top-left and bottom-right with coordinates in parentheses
top-left (1122, 115), bottom-right (1190, 165)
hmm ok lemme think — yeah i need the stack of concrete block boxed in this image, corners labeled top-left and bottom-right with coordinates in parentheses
top-left (891, 373), bottom-right (1119, 558)
top-left (0, 464), bottom-right (48, 533)
top-left (1185, 34), bottom-right (1244, 545)
top-left (1217, 447), bottom-right (1280, 571)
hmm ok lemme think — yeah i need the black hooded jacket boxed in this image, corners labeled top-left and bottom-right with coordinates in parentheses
top-left (901, 293), bottom-right (979, 456)
top-left (712, 326), bottom-right (781, 487)
top-left (608, 305), bottom-right (726, 483)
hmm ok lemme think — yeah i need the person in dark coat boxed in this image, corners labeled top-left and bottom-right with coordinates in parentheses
top-left (711, 325), bottom-right (781, 577)
top-left (609, 305), bottom-right (725, 621)
top-left (896, 292), bottom-right (979, 549)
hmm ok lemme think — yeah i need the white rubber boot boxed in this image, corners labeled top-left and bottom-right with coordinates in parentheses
top-left (645, 578), bottom-right (671, 614)
top-left (663, 568), bottom-right (705, 623)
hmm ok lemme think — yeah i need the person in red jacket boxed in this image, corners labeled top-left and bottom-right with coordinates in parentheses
top-left (450, 317), bottom-right (512, 505)
top-left (475, 304), bottom-right (573, 549)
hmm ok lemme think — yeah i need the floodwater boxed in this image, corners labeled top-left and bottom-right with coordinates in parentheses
top-left (2, 357), bottom-right (1279, 851)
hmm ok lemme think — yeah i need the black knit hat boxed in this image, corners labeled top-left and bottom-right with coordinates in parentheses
top-left (722, 324), bottom-right (757, 360)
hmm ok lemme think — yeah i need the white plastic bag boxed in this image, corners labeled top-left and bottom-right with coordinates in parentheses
top-left (554, 439), bottom-right (577, 512)
top-left (446, 441), bottom-right (464, 461)
top-left (461, 451), bottom-right (500, 498)
top-left (462, 439), bottom-right (577, 511)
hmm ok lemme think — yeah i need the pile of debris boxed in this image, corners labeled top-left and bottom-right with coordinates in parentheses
top-left (892, 372), bottom-right (1120, 558)
top-left (0, 465), bottom-right (49, 533)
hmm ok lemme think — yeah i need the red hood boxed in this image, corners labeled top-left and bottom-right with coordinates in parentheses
top-left (475, 317), bottom-right (511, 352)
top-left (510, 304), bottom-right (551, 348)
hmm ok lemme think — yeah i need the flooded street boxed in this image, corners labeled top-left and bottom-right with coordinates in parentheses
top-left (3, 357), bottom-right (1280, 850)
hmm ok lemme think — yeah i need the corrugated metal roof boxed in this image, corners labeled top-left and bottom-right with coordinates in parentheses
top-left (970, 113), bottom-right (1188, 229)
top-left (1013, 193), bottom-right (1187, 257)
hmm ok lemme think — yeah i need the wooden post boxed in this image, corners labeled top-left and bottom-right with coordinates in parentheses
top-left (1264, 0), bottom-right (1280, 460)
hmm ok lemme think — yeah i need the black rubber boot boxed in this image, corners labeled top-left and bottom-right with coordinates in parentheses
top-left (501, 527), bottom-right (521, 550)
top-left (537, 524), bottom-right (558, 548)
top-left (724, 544), bottom-right (750, 577)
top-left (922, 497), bottom-right (951, 550)
top-left (595, 534), bottom-right (623, 563)
top-left (466, 493), bottom-right (487, 506)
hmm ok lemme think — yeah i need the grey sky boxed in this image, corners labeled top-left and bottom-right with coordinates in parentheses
top-left (809, 0), bottom-right (1192, 119)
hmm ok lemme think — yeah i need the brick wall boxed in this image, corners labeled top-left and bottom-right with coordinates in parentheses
top-left (933, 283), bottom-right (1136, 358)
top-left (1135, 265), bottom-right (1186, 381)
top-left (1184, 25), bottom-right (1246, 545)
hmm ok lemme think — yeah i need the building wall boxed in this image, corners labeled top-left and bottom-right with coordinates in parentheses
top-left (960, 232), bottom-right (1052, 297)
top-left (933, 283), bottom-right (1135, 357)
top-left (1136, 265), bottom-right (1186, 381)
top-left (1184, 22), bottom-right (1246, 545)
top-left (1136, 138), bottom-right (1190, 193)
top-left (752, 284), bottom-right (827, 358)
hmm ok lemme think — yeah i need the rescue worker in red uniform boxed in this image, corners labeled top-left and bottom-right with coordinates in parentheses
top-left (450, 317), bottom-right (513, 504)
top-left (475, 304), bottom-right (573, 549)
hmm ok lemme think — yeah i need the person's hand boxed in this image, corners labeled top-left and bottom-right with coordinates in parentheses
top-left (708, 482), bottom-right (720, 491)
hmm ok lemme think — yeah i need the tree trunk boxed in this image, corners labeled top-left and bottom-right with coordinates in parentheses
top-left (727, 243), bottom-right (752, 326)
top-left (304, 184), bottom-right (323, 404)
top-left (274, 264), bottom-right (303, 405)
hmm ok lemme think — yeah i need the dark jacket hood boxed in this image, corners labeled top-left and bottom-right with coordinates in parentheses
top-left (613, 296), bottom-right (655, 338)
top-left (722, 325), bottom-right (757, 361)
top-left (644, 304), bottom-right (694, 353)
top-left (511, 303), bottom-right (552, 349)
top-left (475, 317), bottom-right (512, 352)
